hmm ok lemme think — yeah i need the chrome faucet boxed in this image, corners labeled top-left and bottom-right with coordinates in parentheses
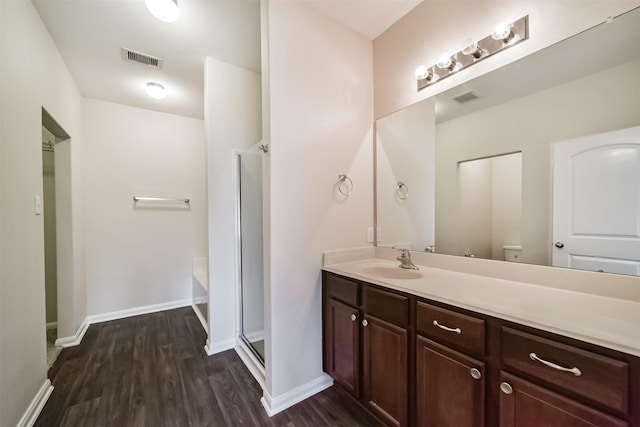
top-left (397, 249), bottom-right (419, 270)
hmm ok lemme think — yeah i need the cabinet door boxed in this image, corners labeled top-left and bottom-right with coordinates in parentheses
top-left (499, 372), bottom-right (627, 427)
top-left (326, 298), bottom-right (360, 396)
top-left (363, 314), bottom-right (408, 426)
top-left (416, 336), bottom-right (485, 427)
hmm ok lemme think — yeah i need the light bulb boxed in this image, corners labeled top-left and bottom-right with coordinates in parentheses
top-left (146, 82), bottom-right (167, 99)
top-left (461, 38), bottom-right (484, 59)
top-left (492, 22), bottom-right (514, 42)
top-left (436, 53), bottom-right (457, 71)
top-left (145, 0), bottom-right (180, 23)
top-left (415, 65), bottom-right (428, 80)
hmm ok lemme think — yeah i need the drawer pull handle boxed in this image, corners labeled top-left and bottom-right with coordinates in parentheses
top-left (529, 352), bottom-right (582, 376)
top-left (433, 320), bottom-right (461, 334)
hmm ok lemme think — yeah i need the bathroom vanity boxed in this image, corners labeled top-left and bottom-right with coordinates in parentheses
top-left (322, 255), bottom-right (640, 427)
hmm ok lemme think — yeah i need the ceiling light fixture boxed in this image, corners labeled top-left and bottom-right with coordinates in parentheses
top-left (145, 0), bottom-right (180, 23)
top-left (415, 15), bottom-right (529, 92)
top-left (146, 82), bottom-right (167, 99)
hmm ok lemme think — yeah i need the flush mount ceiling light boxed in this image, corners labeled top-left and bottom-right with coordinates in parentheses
top-left (146, 82), bottom-right (167, 99)
top-left (415, 15), bottom-right (529, 92)
top-left (145, 0), bottom-right (180, 23)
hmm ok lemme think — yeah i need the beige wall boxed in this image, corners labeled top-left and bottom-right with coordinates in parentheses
top-left (437, 60), bottom-right (640, 266)
top-left (83, 98), bottom-right (207, 316)
top-left (0, 0), bottom-right (85, 424)
top-left (265, 0), bottom-right (374, 405)
top-left (373, 1), bottom-right (640, 118)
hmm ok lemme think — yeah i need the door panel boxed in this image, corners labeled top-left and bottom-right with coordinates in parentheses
top-left (553, 126), bottom-right (640, 275)
top-left (499, 372), bottom-right (627, 427)
top-left (363, 315), bottom-right (408, 426)
top-left (326, 298), bottom-right (360, 396)
top-left (416, 336), bottom-right (485, 427)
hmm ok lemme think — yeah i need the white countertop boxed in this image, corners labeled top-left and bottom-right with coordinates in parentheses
top-left (323, 257), bottom-right (640, 357)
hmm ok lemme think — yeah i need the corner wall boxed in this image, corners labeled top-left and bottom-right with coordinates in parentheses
top-left (264, 1), bottom-right (374, 408)
top-left (0, 0), bottom-right (85, 424)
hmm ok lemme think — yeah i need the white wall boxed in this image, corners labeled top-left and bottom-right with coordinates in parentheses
top-left (0, 0), bottom-right (85, 424)
top-left (376, 98), bottom-right (435, 250)
top-left (436, 60), bottom-right (640, 266)
top-left (204, 57), bottom-right (262, 352)
top-left (373, 1), bottom-right (640, 118)
top-left (265, 0), bottom-right (374, 405)
top-left (83, 98), bottom-right (207, 315)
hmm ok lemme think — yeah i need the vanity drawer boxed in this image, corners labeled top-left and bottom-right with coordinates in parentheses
top-left (324, 272), bottom-right (360, 306)
top-left (501, 327), bottom-right (629, 415)
top-left (417, 302), bottom-right (485, 356)
top-left (364, 286), bottom-right (409, 327)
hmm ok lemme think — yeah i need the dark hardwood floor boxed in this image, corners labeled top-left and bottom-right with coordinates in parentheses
top-left (36, 307), bottom-right (380, 426)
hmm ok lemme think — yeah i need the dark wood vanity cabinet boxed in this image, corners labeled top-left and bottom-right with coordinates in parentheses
top-left (322, 271), bottom-right (640, 427)
top-left (323, 272), bottom-right (410, 426)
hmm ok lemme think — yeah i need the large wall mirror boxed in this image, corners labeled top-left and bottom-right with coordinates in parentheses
top-left (375, 6), bottom-right (640, 276)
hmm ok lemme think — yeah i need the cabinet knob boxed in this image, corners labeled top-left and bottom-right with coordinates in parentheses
top-left (470, 368), bottom-right (482, 380)
top-left (500, 382), bottom-right (513, 395)
top-left (350, 314), bottom-right (357, 322)
top-left (362, 319), bottom-right (369, 327)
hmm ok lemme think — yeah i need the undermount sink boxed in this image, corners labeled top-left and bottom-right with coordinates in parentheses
top-left (361, 266), bottom-right (423, 280)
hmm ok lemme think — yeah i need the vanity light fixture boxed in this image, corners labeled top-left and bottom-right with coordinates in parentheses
top-left (416, 15), bottom-right (529, 92)
top-left (145, 82), bottom-right (167, 99)
top-left (145, 0), bottom-right (180, 23)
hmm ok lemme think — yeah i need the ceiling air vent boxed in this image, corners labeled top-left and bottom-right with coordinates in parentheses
top-left (121, 48), bottom-right (164, 68)
top-left (452, 90), bottom-right (480, 104)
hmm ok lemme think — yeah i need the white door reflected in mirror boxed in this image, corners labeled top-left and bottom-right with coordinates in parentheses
top-left (552, 126), bottom-right (640, 276)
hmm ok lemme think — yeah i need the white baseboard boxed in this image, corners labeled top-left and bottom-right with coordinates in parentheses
top-left (55, 318), bottom-right (89, 348)
top-left (235, 339), bottom-right (265, 389)
top-left (17, 379), bottom-right (53, 427)
top-left (46, 322), bottom-right (57, 330)
top-left (261, 374), bottom-right (334, 416)
top-left (191, 303), bottom-right (208, 332)
top-left (204, 337), bottom-right (236, 356)
top-left (86, 298), bottom-right (192, 324)
top-left (55, 299), bottom-right (192, 348)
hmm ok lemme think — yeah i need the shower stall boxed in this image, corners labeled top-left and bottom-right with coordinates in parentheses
top-left (237, 145), bottom-right (265, 363)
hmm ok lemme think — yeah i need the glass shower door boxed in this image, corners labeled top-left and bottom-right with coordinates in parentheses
top-left (238, 148), bottom-right (265, 363)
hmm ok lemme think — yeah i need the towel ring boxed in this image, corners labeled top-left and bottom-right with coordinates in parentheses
top-left (396, 181), bottom-right (409, 200)
top-left (338, 174), bottom-right (353, 196)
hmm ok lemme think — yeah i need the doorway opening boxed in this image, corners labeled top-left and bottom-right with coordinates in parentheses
top-left (41, 108), bottom-right (71, 369)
